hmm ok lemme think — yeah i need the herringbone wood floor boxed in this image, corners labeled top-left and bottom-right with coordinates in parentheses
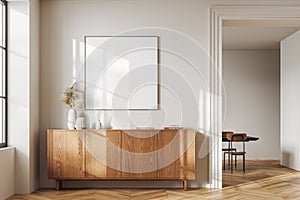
top-left (7, 160), bottom-right (300, 200)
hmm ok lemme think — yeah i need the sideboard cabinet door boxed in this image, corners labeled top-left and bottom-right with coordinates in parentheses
top-left (85, 130), bottom-right (122, 178)
top-left (48, 130), bottom-right (85, 179)
top-left (121, 130), bottom-right (157, 178)
top-left (157, 129), bottom-right (195, 179)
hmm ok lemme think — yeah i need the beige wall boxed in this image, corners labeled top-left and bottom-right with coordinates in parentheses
top-left (222, 50), bottom-right (280, 159)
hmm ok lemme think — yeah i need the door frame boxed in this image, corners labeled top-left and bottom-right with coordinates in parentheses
top-left (209, 6), bottom-right (300, 188)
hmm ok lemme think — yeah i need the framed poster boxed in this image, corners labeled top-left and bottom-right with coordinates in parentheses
top-left (85, 36), bottom-right (158, 110)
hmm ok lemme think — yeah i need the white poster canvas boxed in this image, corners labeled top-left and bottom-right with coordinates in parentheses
top-left (85, 36), bottom-right (158, 109)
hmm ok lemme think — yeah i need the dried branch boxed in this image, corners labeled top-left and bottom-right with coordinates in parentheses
top-left (60, 82), bottom-right (84, 109)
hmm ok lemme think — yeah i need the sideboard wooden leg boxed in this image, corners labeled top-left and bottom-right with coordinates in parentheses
top-left (56, 180), bottom-right (62, 191)
top-left (183, 180), bottom-right (188, 191)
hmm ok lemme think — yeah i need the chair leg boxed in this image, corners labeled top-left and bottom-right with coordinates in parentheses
top-left (235, 155), bottom-right (237, 168)
top-left (243, 155), bottom-right (245, 173)
top-left (228, 153), bottom-right (230, 166)
top-left (223, 153), bottom-right (225, 171)
top-left (231, 154), bottom-right (233, 173)
top-left (227, 142), bottom-right (230, 166)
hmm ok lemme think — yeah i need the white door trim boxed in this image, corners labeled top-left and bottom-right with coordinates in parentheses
top-left (209, 5), bottom-right (300, 189)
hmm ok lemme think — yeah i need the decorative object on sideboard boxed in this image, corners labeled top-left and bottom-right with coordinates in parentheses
top-left (95, 111), bottom-right (102, 129)
top-left (67, 109), bottom-right (76, 130)
top-left (164, 125), bottom-right (183, 130)
top-left (75, 117), bottom-right (86, 130)
top-left (60, 82), bottom-right (84, 129)
top-left (78, 110), bottom-right (91, 129)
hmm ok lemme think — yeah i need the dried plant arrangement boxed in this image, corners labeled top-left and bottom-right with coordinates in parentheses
top-left (60, 82), bottom-right (84, 108)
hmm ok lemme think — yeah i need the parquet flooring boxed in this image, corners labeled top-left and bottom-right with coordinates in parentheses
top-left (7, 160), bottom-right (300, 200)
top-left (222, 160), bottom-right (296, 187)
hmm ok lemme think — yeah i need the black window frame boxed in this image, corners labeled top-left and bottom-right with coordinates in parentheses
top-left (0, 0), bottom-right (7, 148)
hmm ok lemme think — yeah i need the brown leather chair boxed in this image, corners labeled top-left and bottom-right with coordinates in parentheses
top-left (222, 131), bottom-right (237, 171)
top-left (226, 133), bottom-right (247, 173)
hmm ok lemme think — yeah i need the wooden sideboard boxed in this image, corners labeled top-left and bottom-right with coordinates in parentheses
top-left (47, 129), bottom-right (195, 190)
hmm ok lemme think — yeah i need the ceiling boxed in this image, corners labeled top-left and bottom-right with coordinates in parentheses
top-left (223, 19), bottom-right (300, 50)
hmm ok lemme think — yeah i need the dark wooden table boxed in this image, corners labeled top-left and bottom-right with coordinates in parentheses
top-left (222, 135), bottom-right (259, 142)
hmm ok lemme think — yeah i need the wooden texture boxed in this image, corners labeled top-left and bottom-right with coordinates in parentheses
top-left (47, 130), bottom-right (85, 179)
top-left (222, 160), bottom-right (296, 187)
top-left (47, 129), bottom-right (195, 189)
top-left (121, 130), bottom-right (157, 178)
top-left (9, 161), bottom-right (300, 200)
top-left (85, 130), bottom-right (122, 178)
top-left (157, 129), bottom-right (195, 179)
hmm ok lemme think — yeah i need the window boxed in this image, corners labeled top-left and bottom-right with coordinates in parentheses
top-left (0, 0), bottom-right (6, 148)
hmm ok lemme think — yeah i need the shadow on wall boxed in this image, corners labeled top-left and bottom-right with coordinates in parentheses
top-left (281, 151), bottom-right (294, 169)
top-left (194, 131), bottom-right (210, 186)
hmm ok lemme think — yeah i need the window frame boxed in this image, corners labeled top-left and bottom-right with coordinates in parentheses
top-left (0, 0), bottom-right (7, 148)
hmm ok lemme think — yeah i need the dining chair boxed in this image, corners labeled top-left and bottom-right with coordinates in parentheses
top-left (226, 133), bottom-right (247, 173)
top-left (222, 131), bottom-right (236, 171)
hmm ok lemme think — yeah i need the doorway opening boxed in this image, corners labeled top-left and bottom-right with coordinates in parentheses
top-left (221, 19), bottom-right (300, 187)
top-left (210, 6), bottom-right (300, 188)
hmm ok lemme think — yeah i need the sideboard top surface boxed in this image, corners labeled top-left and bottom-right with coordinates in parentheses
top-left (47, 129), bottom-right (195, 131)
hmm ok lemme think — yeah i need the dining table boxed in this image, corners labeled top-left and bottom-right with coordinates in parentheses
top-left (222, 135), bottom-right (259, 142)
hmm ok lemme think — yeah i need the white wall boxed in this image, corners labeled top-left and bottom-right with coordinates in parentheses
top-left (0, 147), bottom-right (15, 200)
top-left (7, 0), bottom-right (40, 194)
top-left (281, 30), bottom-right (300, 170)
top-left (222, 50), bottom-right (280, 160)
top-left (40, 0), bottom-right (212, 188)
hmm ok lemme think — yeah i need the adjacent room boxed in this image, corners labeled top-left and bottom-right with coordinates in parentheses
top-left (222, 19), bottom-right (300, 186)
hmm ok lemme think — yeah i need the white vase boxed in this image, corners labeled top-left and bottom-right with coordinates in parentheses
top-left (67, 108), bottom-right (76, 130)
